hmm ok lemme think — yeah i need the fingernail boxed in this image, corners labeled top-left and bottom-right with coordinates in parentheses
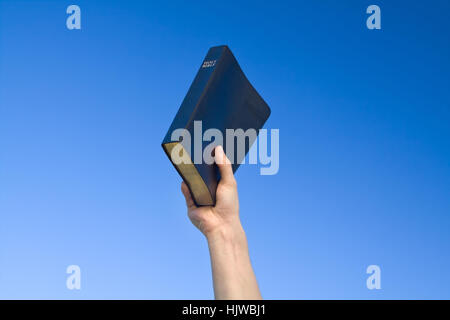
top-left (215, 145), bottom-right (224, 164)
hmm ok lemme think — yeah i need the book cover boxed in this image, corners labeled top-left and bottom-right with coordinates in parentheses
top-left (162, 45), bottom-right (271, 206)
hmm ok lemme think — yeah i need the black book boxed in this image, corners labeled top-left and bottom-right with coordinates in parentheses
top-left (162, 45), bottom-right (271, 206)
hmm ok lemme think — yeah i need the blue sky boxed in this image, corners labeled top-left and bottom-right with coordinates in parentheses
top-left (0, 0), bottom-right (449, 299)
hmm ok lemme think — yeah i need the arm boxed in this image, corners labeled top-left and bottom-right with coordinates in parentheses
top-left (180, 145), bottom-right (262, 300)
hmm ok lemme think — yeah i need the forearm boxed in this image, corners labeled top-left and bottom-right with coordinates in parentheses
top-left (206, 221), bottom-right (262, 300)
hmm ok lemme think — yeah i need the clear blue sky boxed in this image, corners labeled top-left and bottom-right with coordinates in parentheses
top-left (0, 0), bottom-right (449, 299)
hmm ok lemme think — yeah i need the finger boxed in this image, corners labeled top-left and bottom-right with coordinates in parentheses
top-left (214, 145), bottom-right (236, 186)
top-left (181, 181), bottom-right (197, 209)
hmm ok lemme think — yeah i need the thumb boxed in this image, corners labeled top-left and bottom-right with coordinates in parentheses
top-left (214, 145), bottom-right (235, 186)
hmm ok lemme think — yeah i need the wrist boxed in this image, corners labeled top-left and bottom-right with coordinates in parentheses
top-left (205, 220), bottom-right (247, 248)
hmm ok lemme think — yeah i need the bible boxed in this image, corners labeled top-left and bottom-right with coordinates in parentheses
top-left (162, 45), bottom-right (271, 206)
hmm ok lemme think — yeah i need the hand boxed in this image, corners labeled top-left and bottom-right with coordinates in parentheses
top-left (181, 145), bottom-right (241, 240)
top-left (180, 145), bottom-right (261, 299)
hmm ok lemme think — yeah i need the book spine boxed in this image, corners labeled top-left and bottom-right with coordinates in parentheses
top-left (162, 46), bottom-right (224, 144)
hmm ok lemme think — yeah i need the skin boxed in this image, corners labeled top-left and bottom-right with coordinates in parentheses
top-left (180, 145), bottom-right (262, 300)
